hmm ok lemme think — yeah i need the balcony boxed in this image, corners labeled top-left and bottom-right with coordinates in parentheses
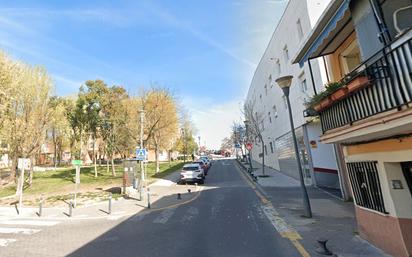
top-left (317, 30), bottom-right (412, 142)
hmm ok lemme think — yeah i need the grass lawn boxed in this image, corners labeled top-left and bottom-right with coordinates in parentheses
top-left (0, 161), bottom-right (184, 200)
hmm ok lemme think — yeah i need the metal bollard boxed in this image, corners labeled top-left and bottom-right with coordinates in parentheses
top-left (315, 238), bottom-right (333, 256)
top-left (108, 193), bottom-right (112, 215)
top-left (69, 200), bottom-right (73, 217)
top-left (147, 188), bottom-right (151, 209)
top-left (177, 193), bottom-right (182, 200)
top-left (195, 183), bottom-right (198, 189)
top-left (38, 194), bottom-right (44, 217)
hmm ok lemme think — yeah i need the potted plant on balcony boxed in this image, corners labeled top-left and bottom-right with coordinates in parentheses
top-left (306, 81), bottom-right (344, 112)
top-left (346, 75), bottom-right (370, 93)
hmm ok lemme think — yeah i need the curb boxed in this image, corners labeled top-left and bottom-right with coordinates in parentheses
top-left (0, 185), bottom-right (203, 221)
top-left (235, 159), bottom-right (272, 201)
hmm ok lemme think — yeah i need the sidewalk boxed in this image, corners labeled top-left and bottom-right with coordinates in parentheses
top-left (0, 172), bottom-right (201, 221)
top-left (238, 159), bottom-right (390, 257)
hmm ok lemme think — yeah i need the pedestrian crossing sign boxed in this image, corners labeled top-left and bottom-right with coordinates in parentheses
top-left (136, 148), bottom-right (147, 161)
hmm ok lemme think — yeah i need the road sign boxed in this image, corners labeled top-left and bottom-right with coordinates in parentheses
top-left (136, 148), bottom-right (147, 161)
top-left (18, 158), bottom-right (31, 170)
top-left (71, 160), bottom-right (83, 166)
top-left (246, 143), bottom-right (253, 151)
top-left (235, 143), bottom-right (241, 148)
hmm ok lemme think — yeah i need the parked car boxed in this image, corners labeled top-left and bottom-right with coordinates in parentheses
top-left (192, 159), bottom-right (209, 175)
top-left (179, 163), bottom-right (204, 184)
top-left (200, 156), bottom-right (212, 167)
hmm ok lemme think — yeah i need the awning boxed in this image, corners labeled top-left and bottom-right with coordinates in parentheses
top-left (293, 0), bottom-right (353, 67)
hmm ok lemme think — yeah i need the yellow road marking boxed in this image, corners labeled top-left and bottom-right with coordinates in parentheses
top-left (234, 161), bottom-right (311, 257)
top-left (144, 186), bottom-right (203, 213)
top-left (291, 240), bottom-right (311, 257)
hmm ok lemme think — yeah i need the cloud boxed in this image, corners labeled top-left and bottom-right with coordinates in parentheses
top-left (182, 96), bottom-right (244, 149)
top-left (143, 2), bottom-right (256, 68)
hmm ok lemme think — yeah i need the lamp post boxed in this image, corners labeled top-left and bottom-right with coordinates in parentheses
top-left (276, 75), bottom-right (312, 218)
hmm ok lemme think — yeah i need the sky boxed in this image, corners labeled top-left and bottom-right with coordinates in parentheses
top-left (0, 0), bottom-right (288, 149)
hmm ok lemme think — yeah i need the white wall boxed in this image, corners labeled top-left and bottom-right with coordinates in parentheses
top-left (246, 0), bottom-right (331, 169)
top-left (345, 149), bottom-right (412, 219)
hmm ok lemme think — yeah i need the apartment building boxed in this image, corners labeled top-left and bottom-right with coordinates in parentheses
top-left (246, 0), bottom-right (349, 196)
top-left (294, 0), bottom-right (412, 256)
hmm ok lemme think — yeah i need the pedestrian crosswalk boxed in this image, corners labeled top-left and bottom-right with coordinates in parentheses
top-left (0, 219), bottom-right (60, 248)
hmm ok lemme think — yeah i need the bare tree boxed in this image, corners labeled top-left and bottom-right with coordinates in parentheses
top-left (243, 99), bottom-right (266, 176)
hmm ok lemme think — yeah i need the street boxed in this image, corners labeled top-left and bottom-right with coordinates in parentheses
top-left (0, 159), bottom-right (303, 257)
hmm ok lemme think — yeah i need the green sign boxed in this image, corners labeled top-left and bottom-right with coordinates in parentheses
top-left (71, 160), bottom-right (83, 166)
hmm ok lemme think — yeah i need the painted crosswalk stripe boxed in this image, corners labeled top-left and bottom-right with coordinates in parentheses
top-left (0, 227), bottom-right (41, 235)
top-left (153, 208), bottom-right (176, 224)
top-left (0, 220), bottom-right (59, 226)
top-left (0, 239), bottom-right (17, 247)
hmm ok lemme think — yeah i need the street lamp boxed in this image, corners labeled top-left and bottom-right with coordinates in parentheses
top-left (276, 75), bottom-right (312, 218)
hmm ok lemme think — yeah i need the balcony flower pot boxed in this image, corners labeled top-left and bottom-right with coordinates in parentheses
top-left (313, 96), bottom-right (333, 112)
top-left (347, 76), bottom-right (369, 93)
top-left (330, 87), bottom-right (349, 101)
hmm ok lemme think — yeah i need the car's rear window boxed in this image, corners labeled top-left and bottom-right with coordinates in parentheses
top-left (183, 166), bottom-right (199, 171)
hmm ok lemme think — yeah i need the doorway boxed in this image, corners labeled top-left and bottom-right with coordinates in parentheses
top-left (401, 162), bottom-right (412, 197)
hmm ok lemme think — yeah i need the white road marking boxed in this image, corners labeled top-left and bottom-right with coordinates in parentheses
top-left (0, 227), bottom-right (40, 235)
top-left (180, 206), bottom-right (199, 223)
top-left (0, 239), bottom-right (17, 247)
top-left (0, 220), bottom-right (59, 226)
top-left (153, 208), bottom-right (176, 224)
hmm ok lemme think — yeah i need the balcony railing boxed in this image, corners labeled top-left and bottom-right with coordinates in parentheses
top-left (319, 30), bottom-right (412, 133)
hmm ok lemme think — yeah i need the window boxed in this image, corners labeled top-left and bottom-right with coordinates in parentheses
top-left (273, 105), bottom-right (278, 118)
top-left (296, 19), bottom-right (303, 41)
top-left (301, 79), bottom-right (307, 92)
top-left (346, 162), bottom-right (387, 214)
top-left (268, 75), bottom-right (273, 88)
top-left (283, 45), bottom-right (289, 62)
top-left (276, 59), bottom-right (281, 75)
top-left (264, 84), bottom-right (268, 95)
top-left (269, 142), bottom-right (274, 153)
top-left (264, 145), bottom-right (267, 155)
top-left (282, 95), bottom-right (288, 109)
top-left (268, 112), bottom-right (272, 123)
top-left (339, 40), bottom-right (361, 76)
top-left (259, 94), bottom-right (262, 100)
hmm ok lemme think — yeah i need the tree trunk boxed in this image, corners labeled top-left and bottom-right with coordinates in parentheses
top-left (155, 146), bottom-right (159, 173)
top-left (111, 154), bottom-right (116, 176)
top-left (168, 150), bottom-right (171, 167)
top-left (28, 156), bottom-right (34, 187)
top-left (261, 143), bottom-right (265, 176)
top-left (106, 153), bottom-right (109, 173)
top-left (93, 135), bottom-right (97, 178)
top-left (52, 128), bottom-right (57, 168)
top-left (79, 129), bottom-right (83, 160)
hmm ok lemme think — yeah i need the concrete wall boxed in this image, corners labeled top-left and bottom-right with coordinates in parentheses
top-left (246, 0), bottom-right (328, 169)
top-left (344, 137), bottom-right (412, 257)
top-left (246, 0), bottom-right (332, 175)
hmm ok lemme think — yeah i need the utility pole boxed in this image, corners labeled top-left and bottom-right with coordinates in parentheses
top-left (139, 109), bottom-right (145, 200)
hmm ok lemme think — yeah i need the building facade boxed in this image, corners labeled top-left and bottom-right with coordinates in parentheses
top-left (294, 0), bottom-right (412, 256)
top-left (245, 0), bottom-right (348, 196)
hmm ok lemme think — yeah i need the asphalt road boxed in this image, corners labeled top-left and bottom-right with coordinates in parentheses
top-left (0, 159), bottom-right (302, 257)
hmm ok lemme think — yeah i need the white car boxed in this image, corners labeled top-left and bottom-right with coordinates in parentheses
top-left (179, 163), bottom-right (205, 184)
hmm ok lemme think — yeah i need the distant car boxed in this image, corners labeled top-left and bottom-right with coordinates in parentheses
top-left (200, 156), bottom-right (212, 167)
top-left (180, 163), bottom-right (205, 184)
top-left (192, 159), bottom-right (208, 175)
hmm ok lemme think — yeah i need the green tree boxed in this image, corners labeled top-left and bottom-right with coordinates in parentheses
top-left (48, 96), bottom-right (72, 167)
top-left (143, 88), bottom-right (179, 173)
